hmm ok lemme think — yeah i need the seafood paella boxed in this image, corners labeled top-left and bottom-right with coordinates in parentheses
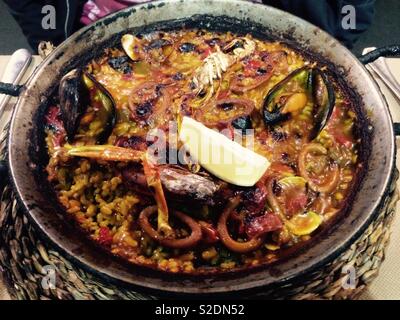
top-left (44, 29), bottom-right (364, 274)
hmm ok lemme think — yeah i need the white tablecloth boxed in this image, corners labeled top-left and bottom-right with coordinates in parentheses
top-left (0, 55), bottom-right (399, 300)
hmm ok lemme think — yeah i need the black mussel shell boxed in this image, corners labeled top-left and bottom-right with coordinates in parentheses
top-left (263, 67), bottom-right (311, 126)
top-left (58, 69), bottom-right (116, 144)
top-left (262, 66), bottom-right (335, 140)
top-left (309, 69), bottom-right (336, 140)
top-left (58, 69), bottom-right (89, 141)
top-left (232, 115), bottom-right (253, 134)
top-left (108, 56), bottom-right (132, 74)
top-left (179, 42), bottom-right (196, 53)
top-left (82, 72), bottom-right (117, 144)
top-left (262, 109), bottom-right (289, 126)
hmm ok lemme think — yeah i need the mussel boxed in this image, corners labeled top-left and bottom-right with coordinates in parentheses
top-left (311, 69), bottom-right (336, 139)
top-left (59, 69), bottom-right (116, 144)
top-left (232, 115), bottom-right (252, 134)
top-left (58, 69), bottom-right (89, 141)
top-left (108, 56), bottom-right (132, 74)
top-left (262, 67), bottom-right (335, 140)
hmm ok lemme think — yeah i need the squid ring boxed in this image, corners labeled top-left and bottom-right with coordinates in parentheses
top-left (217, 197), bottom-right (264, 253)
top-left (139, 206), bottom-right (202, 249)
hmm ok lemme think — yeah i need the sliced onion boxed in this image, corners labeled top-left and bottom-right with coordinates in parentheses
top-left (231, 72), bottom-right (273, 93)
top-left (196, 98), bottom-right (255, 127)
top-left (128, 81), bottom-right (173, 126)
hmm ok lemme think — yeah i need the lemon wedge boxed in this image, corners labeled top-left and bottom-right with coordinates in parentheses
top-left (179, 116), bottom-right (270, 187)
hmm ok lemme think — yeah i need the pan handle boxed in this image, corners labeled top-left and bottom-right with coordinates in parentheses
top-left (0, 82), bottom-right (24, 96)
top-left (394, 123), bottom-right (400, 136)
top-left (0, 49), bottom-right (31, 97)
top-left (359, 45), bottom-right (400, 136)
top-left (358, 45), bottom-right (400, 65)
top-left (0, 160), bottom-right (7, 189)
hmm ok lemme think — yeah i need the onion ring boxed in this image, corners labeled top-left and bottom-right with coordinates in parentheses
top-left (196, 98), bottom-right (255, 127)
top-left (231, 72), bottom-right (273, 93)
top-left (231, 51), bottom-right (287, 93)
top-left (139, 206), bottom-right (202, 249)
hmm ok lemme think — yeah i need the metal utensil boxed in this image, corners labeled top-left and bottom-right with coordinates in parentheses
top-left (0, 49), bottom-right (32, 119)
top-left (0, 49), bottom-right (31, 187)
top-left (363, 47), bottom-right (400, 103)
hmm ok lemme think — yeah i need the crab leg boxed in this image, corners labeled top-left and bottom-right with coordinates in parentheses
top-left (62, 145), bottom-right (173, 236)
top-left (65, 145), bottom-right (144, 162)
top-left (142, 154), bottom-right (174, 237)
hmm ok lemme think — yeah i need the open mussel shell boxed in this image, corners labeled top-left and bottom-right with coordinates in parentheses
top-left (81, 72), bottom-right (116, 144)
top-left (58, 69), bottom-right (89, 141)
top-left (262, 66), bottom-right (335, 140)
top-left (309, 69), bottom-right (336, 140)
top-left (58, 69), bottom-right (116, 144)
top-left (263, 67), bottom-right (311, 126)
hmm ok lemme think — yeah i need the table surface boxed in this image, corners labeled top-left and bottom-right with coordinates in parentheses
top-left (1, 55), bottom-right (400, 300)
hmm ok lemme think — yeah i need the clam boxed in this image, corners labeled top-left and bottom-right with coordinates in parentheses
top-left (121, 34), bottom-right (143, 61)
top-left (262, 67), bottom-right (335, 139)
top-left (58, 69), bottom-right (116, 144)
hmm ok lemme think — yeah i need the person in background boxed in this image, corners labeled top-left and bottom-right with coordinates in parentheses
top-left (3, 0), bottom-right (375, 52)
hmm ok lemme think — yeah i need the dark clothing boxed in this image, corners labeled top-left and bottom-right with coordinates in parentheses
top-left (264, 0), bottom-right (376, 47)
top-left (4, 0), bottom-right (85, 51)
top-left (4, 0), bottom-right (375, 52)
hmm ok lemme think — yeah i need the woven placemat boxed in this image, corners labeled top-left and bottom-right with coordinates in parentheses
top-left (0, 121), bottom-right (398, 299)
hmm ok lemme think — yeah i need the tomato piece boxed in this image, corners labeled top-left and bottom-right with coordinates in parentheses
top-left (45, 106), bottom-right (66, 147)
top-left (45, 106), bottom-right (64, 131)
top-left (245, 212), bottom-right (283, 238)
top-left (98, 227), bottom-right (113, 247)
top-left (285, 193), bottom-right (308, 216)
top-left (332, 131), bottom-right (353, 148)
top-left (201, 47), bottom-right (213, 59)
top-left (328, 107), bottom-right (341, 125)
top-left (246, 59), bottom-right (262, 70)
top-left (217, 90), bottom-right (230, 100)
top-left (241, 181), bottom-right (268, 215)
